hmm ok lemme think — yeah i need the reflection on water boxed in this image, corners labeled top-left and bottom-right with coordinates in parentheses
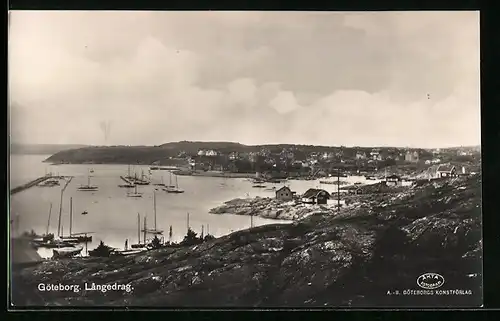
top-left (9, 155), bottom-right (380, 258)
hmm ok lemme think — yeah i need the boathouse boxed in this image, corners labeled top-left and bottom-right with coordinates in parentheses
top-left (275, 186), bottom-right (294, 201)
top-left (436, 165), bottom-right (457, 178)
top-left (301, 188), bottom-right (331, 205)
top-left (385, 174), bottom-right (402, 187)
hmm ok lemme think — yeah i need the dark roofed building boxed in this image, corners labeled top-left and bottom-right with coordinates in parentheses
top-left (275, 186), bottom-right (293, 201)
top-left (302, 188), bottom-right (331, 204)
top-left (385, 174), bottom-right (402, 187)
top-left (436, 165), bottom-right (457, 178)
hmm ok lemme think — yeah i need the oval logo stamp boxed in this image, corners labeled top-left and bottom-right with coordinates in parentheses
top-left (417, 273), bottom-right (445, 290)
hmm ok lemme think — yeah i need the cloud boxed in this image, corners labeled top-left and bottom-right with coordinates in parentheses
top-left (269, 91), bottom-right (301, 114)
top-left (8, 11), bottom-right (480, 147)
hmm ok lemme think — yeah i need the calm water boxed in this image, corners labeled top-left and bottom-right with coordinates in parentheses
top-left (9, 155), bottom-right (378, 258)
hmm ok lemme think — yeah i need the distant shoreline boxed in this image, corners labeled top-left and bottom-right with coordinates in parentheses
top-left (173, 170), bottom-right (257, 179)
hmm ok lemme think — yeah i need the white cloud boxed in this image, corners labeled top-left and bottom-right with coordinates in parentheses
top-left (269, 91), bottom-right (301, 114)
top-left (8, 11), bottom-right (480, 148)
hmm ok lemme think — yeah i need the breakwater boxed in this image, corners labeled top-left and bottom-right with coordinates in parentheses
top-left (10, 176), bottom-right (52, 195)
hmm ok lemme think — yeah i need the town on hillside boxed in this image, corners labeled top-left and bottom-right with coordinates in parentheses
top-left (161, 145), bottom-right (481, 181)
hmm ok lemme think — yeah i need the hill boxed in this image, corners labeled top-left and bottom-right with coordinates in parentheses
top-left (10, 143), bottom-right (89, 155)
top-left (43, 141), bottom-right (428, 165)
top-left (11, 175), bottom-right (482, 307)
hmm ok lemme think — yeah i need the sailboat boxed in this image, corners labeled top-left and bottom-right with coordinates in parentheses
top-left (77, 169), bottom-right (98, 191)
top-left (127, 184), bottom-right (143, 198)
top-left (32, 203), bottom-right (55, 243)
top-left (59, 197), bottom-right (93, 242)
top-left (153, 175), bottom-right (165, 187)
top-left (141, 192), bottom-right (164, 234)
top-left (165, 174), bottom-right (184, 193)
top-left (135, 169), bottom-right (150, 185)
top-left (166, 171), bottom-right (176, 188)
top-left (131, 213), bottom-right (146, 249)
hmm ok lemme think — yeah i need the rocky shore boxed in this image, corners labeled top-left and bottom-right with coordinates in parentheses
top-left (209, 197), bottom-right (336, 221)
top-left (11, 175), bottom-right (482, 307)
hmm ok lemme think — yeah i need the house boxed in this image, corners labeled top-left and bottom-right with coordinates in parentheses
top-left (385, 174), bottom-right (402, 187)
top-left (342, 186), bottom-right (362, 195)
top-left (431, 158), bottom-right (441, 164)
top-left (405, 151), bottom-right (420, 163)
top-left (229, 152), bottom-right (239, 161)
top-left (301, 188), bottom-right (331, 205)
top-left (205, 150), bottom-right (218, 157)
top-left (356, 151), bottom-right (367, 160)
top-left (370, 151), bottom-right (382, 161)
top-left (436, 165), bottom-right (457, 178)
top-left (276, 186), bottom-right (294, 201)
top-left (197, 150), bottom-right (206, 156)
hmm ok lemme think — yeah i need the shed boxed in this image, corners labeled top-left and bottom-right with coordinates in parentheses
top-left (302, 188), bottom-right (331, 204)
top-left (275, 186), bottom-right (293, 201)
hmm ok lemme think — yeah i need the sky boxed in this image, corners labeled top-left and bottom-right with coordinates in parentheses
top-left (8, 11), bottom-right (480, 148)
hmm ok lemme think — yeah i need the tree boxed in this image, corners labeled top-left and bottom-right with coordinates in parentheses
top-left (150, 235), bottom-right (163, 249)
top-left (181, 228), bottom-right (203, 246)
top-left (90, 240), bottom-right (114, 257)
top-left (203, 234), bottom-right (216, 242)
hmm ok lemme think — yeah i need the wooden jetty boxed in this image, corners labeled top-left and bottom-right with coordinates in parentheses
top-left (10, 176), bottom-right (54, 195)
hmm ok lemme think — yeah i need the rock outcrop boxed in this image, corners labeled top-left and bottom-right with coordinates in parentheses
top-left (11, 176), bottom-right (482, 307)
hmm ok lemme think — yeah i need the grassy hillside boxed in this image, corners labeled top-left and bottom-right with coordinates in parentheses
top-left (11, 175), bottom-right (482, 307)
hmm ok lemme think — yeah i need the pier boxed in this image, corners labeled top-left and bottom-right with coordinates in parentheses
top-left (10, 175), bottom-right (73, 195)
top-left (10, 176), bottom-right (53, 195)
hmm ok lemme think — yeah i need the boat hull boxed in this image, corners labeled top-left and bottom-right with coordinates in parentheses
top-left (53, 247), bottom-right (83, 258)
top-left (111, 249), bottom-right (146, 256)
top-left (32, 240), bottom-right (77, 248)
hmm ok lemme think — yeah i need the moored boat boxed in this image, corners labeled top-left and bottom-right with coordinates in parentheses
top-left (32, 239), bottom-right (76, 249)
top-left (53, 245), bottom-right (83, 258)
top-left (127, 184), bottom-right (143, 198)
top-left (111, 249), bottom-right (146, 256)
top-left (252, 184), bottom-right (267, 188)
top-left (164, 174), bottom-right (184, 193)
top-left (77, 170), bottom-right (98, 191)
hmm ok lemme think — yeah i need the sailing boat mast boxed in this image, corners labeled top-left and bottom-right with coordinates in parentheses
top-left (57, 189), bottom-right (64, 237)
top-left (187, 212), bottom-right (190, 232)
top-left (46, 203), bottom-right (53, 235)
top-left (153, 191), bottom-right (157, 231)
top-left (143, 216), bottom-right (147, 244)
top-left (69, 197), bottom-right (73, 236)
top-left (137, 213), bottom-right (141, 244)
